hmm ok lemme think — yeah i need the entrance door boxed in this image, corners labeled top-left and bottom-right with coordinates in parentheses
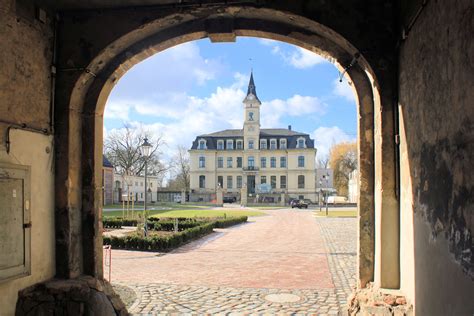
top-left (247, 176), bottom-right (256, 194)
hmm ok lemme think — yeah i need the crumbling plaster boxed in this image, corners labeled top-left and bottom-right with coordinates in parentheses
top-left (398, 0), bottom-right (474, 314)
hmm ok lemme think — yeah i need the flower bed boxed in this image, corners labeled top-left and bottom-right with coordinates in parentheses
top-left (103, 216), bottom-right (247, 251)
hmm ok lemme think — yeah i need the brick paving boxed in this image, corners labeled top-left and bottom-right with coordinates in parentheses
top-left (111, 209), bottom-right (357, 315)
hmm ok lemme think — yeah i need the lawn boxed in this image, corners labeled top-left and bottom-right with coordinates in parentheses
top-left (103, 208), bottom-right (265, 218)
top-left (313, 209), bottom-right (357, 217)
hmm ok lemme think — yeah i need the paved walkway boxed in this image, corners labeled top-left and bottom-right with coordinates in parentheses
top-left (111, 209), bottom-right (357, 315)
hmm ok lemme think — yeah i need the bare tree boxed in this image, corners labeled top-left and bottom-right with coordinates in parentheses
top-left (328, 142), bottom-right (357, 196)
top-left (104, 124), bottom-right (168, 177)
top-left (317, 157), bottom-right (329, 169)
top-left (169, 145), bottom-right (190, 191)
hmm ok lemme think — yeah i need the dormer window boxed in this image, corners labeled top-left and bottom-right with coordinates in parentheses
top-left (260, 139), bottom-right (267, 150)
top-left (198, 139), bottom-right (206, 150)
top-left (297, 137), bottom-right (306, 148)
top-left (226, 139), bottom-right (234, 150)
top-left (217, 140), bottom-right (224, 150)
top-left (280, 139), bottom-right (287, 149)
top-left (270, 139), bottom-right (277, 150)
top-left (236, 140), bottom-right (243, 150)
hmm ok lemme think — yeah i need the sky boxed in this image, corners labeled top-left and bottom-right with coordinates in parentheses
top-left (104, 37), bottom-right (357, 162)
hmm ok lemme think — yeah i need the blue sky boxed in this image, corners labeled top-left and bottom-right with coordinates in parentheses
top-left (104, 37), bottom-right (357, 160)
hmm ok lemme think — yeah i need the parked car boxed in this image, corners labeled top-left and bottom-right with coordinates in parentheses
top-left (291, 200), bottom-right (308, 209)
top-left (223, 196), bottom-right (237, 203)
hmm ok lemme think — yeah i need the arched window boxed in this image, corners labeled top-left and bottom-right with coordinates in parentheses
top-left (297, 138), bottom-right (305, 148)
top-left (198, 139), bottom-right (206, 149)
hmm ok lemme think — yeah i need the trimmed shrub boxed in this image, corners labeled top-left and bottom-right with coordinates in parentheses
top-left (103, 216), bottom-right (248, 252)
top-left (103, 219), bottom-right (122, 229)
top-left (213, 216), bottom-right (248, 228)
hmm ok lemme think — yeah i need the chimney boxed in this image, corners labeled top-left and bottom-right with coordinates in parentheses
top-left (288, 125), bottom-right (292, 130)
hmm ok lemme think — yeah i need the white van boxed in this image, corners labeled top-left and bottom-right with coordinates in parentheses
top-left (327, 196), bottom-right (348, 204)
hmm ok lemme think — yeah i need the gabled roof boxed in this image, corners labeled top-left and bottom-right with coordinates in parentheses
top-left (103, 156), bottom-right (114, 168)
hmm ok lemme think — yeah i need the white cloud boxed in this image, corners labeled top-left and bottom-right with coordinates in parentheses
top-left (268, 45), bottom-right (327, 69)
top-left (261, 95), bottom-right (326, 128)
top-left (332, 78), bottom-right (356, 102)
top-left (287, 47), bottom-right (327, 69)
top-left (108, 41), bottom-right (223, 101)
top-left (258, 38), bottom-right (279, 46)
top-left (312, 126), bottom-right (355, 159)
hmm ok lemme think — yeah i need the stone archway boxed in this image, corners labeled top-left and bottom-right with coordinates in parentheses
top-left (51, 4), bottom-right (399, 313)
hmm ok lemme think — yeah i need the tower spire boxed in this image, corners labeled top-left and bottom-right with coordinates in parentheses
top-left (246, 70), bottom-right (260, 102)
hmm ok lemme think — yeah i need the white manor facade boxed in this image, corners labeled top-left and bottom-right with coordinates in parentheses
top-left (189, 73), bottom-right (317, 203)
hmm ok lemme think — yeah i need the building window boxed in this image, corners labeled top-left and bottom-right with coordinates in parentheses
top-left (260, 157), bottom-right (267, 168)
top-left (248, 140), bottom-right (254, 149)
top-left (260, 139), bottom-right (267, 149)
top-left (270, 139), bottom-right (277, 150)
top-left (237, 176), bottom-right (242, 188)
top-left (227, 157), bottom-right (233, 168)
top-left (280, 157), bottom-right (287, 168)
top-left (237, 157), bottom-right (242, 168)
top-left (261, 176), bottom-right (267, 184)
top-left (299, 195), bottom-right (304, 200)
top-left (140, 182), bottom-right (143, 186)
top-left (199, 156), bottom-right (205, 168)
top-left (248, 156), bottom-right (255, 167)
top-left (218, 176), bottom-right (223, 188)
top-left (140, 193), bottom-right (143, 198)
top-left (135, 181), bottom-right (138, 186)
top-left (298, 156), bottom-right (305, 167)
top-left (271, 176), bottom-right (276, 189)
top-left (297, 138), bottom-right (305, 148)
top-left (298, 175), bottom-right (305, 189)
top-left (217, 140), bottom-right (224, 150)
top-left (236, 140), bottom-right (243, 149)
top-left (226, 139), bottom-right (233, 150)
top-left (199, 175), bottom-right (205, 189)
top-left (280, 175), bottom-right (287, 189)
top-left (198, 139), bottom-right (206, 149)
top-left (150, 182), bottom-right (153, 188)
top-left (218, 157), bottom-right (224, 168)
top-left (280, 139), bottom-right (287, 149)
top-left (227, 176), bottom-right (233, 189)
top-left (270, 157), bottom-right (276, 168)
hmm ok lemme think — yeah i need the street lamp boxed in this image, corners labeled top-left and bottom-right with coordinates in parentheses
top-left (323, 174), bottom-right (330, 216)
top-left (140, 137), bottom-right (152, 237)
top-left (319, 179), bottom-right (323, 212)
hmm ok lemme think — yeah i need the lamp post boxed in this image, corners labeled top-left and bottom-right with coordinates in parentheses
top-left (319, 179), bottom-right (323, 212)
top-left (140, 137), bottom-right (152, 237)
top-left (324, 173), bottom-right (330, 216)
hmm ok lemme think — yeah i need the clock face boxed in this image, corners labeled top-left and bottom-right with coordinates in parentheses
top-left (248, 95), bottom-right (255, 100)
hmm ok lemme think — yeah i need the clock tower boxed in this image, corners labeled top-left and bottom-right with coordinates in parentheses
top-left (243, 71), bottom-right (261, 150)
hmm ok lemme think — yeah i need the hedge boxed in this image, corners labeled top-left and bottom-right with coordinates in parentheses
top-left (103, 216), bottom-right (248, 251)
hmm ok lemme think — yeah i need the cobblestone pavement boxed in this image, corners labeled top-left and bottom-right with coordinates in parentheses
top-left (112, 210), bottom-right (357, 315)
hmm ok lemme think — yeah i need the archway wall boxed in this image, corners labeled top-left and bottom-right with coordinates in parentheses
top-left (0, 1), bottom-right (56, 315)
top-left (398, 0), bottom-right (474, 315)
top-left (54, 2), bottom-right (395, 286)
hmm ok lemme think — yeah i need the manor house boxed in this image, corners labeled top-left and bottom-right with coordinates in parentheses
top-left (189, 73), bottom-right (317, 203)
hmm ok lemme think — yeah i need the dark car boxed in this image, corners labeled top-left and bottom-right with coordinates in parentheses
top-left (291, 200), bottom-right (308, 209)
top-left (223, 196), bottom-right (237, 203)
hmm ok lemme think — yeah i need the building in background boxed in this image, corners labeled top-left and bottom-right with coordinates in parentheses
top-left (315, 168), bottom-right (335, 203)
top-left (189, 72), bottom-right (317, 203)
top-left (113, 173), bottom-right (160, 204)
top-left (102, 156), bottom-right (114, 205)
top-left (348, 169), bottom-right (359, 203)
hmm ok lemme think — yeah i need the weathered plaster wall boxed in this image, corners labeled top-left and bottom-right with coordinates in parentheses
top-left (0, 1), bottom-right (55, 314)
top-left (0, 130), bottom-right (55, 316)
top-left (398, 0), bottom-right (474, 314)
